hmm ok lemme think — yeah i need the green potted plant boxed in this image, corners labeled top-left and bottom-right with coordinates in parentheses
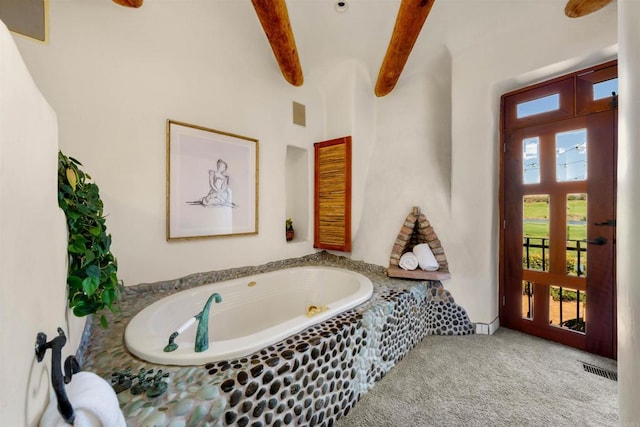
top-left (286, 218), bottom-right (295, 241)
top-left (58, 151), bottom-right (120, 328)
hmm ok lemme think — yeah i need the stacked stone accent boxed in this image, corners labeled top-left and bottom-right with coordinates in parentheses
top-left (389, 206), bottom-right (449, 273)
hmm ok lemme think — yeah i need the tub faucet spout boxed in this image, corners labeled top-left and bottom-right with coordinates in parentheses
top-left (195, 293), bottom-right (222, 353)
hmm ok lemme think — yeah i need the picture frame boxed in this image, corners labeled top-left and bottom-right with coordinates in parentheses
top-left (0, 0), bottom-right (49, 43)
top-left (166, 120), bottom-right (259, 240)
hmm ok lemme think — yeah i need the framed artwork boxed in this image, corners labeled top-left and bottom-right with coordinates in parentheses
top-left (166, 120), bottom-right (259, 240)
top-left (0, 0), bottom-right (49, 43)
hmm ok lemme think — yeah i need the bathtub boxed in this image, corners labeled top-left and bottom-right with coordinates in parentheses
top-left (124, 266), bottom-right (373, 365)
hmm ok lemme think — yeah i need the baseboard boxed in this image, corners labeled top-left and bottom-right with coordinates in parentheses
top-left (474, 316), bottom-right (500, 335)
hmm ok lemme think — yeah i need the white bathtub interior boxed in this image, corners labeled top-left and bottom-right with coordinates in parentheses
top-left (125, 267), bottom-right (373, 365)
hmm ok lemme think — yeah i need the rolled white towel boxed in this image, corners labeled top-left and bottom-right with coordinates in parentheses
top-left (413, 243), bottom-right (439, 271)
top-left (39, 371), bottom-right (126, 427)
top-left (399, 252), bottom-right (419, 271)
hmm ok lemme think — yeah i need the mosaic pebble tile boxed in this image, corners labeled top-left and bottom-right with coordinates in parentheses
top-left (81, 251), bottom-right (474, 426)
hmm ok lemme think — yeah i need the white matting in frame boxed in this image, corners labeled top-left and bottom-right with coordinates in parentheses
top-left (167, 120), bottom-right (258, 240)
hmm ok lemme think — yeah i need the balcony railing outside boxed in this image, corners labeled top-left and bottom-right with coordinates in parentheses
top-left (522, 237), bottom-right (586, 333)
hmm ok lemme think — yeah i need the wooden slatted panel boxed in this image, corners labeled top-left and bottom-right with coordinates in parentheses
top-left (314, 137), bottom-right (351, 252)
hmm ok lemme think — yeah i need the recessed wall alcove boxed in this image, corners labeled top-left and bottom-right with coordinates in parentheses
top-left (285, 145), bottom-right (308, 242)
top-left (387, 206), bottom-right (451, 280)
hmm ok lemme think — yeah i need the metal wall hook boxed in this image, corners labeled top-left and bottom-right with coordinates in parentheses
top-left (35, 327), bottom-right (76, 425)
top-left (64, 355), bottom-right (80, 384)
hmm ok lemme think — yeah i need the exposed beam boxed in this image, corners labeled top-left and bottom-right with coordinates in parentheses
top-left (564, 0), bottom-right (613, 18)
top-left (112, 0), bottom-right (143, 8)
top-left (251, 0), bottom-right (304, 87)
top-left (375, 0), bottom-right (435, 97)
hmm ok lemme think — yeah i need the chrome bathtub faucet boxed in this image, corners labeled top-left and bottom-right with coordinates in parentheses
top-left (162, 292), bottom-right (222, 353)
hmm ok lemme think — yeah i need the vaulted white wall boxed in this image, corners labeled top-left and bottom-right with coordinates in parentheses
top-left (315, 59), bottom-right (377, 241)
top-left (15, 1), bottom-right (324, 286)
top-left (353, 60), bottom-right (453, 266)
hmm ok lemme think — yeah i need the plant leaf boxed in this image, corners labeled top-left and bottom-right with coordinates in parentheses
top-left (82, 276), bottom-right (100, 296)
top-left (68, 156), bottom-right (83, 166)
top-left (72, 300), bottom-right (94, 317)
top-left (100, 314), bottom-right (108, 329)
top-left (67, 275), bottom-right (83, 290)
top-left (81, 251), bottom-right (96, 267)
top-left (66, 168), bottom-right (77, 192)
top-left (85, 264), bottom-right (100, 279)
top-left (101, 288), bottom-right (116, 307)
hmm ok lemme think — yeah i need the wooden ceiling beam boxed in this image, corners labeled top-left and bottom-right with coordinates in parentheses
top-left (112, 0), bottom-right (143, 8)
top-left (564, 0), bottom-right (613, 18)
top-left (375, 0), bottom-right (435, 97)
top-left (251, 0), bottom-right (304, 87)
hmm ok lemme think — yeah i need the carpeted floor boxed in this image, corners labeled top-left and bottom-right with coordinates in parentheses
top-left (336, 327), bottom-right (617, 427)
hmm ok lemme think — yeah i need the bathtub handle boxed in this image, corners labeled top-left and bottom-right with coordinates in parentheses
top-left (163, 316), bottom-right (196, 352)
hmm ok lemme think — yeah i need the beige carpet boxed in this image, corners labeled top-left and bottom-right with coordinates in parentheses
top-left (336, 327), bottom-right (617, 427)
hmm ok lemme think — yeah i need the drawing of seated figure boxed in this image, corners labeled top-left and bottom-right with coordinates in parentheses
top-left (189, 159), bottom-right (235, 207)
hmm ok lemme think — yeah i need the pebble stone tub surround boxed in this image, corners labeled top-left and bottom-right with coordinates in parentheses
top-left (81, 252), bottom-right (474, 426)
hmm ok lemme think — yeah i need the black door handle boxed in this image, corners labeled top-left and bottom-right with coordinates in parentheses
top-left (583, 236), bottom-right (607, 245)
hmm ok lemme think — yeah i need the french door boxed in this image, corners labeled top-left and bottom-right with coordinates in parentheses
top-left (500, 61), bottom-right (617, 359)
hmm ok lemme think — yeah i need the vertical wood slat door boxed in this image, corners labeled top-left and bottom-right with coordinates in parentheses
top-left (314, 136), bottom-right (352, 252)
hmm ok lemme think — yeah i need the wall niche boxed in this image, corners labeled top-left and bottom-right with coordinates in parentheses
top-left (285, 145), bottom-right (308, 242)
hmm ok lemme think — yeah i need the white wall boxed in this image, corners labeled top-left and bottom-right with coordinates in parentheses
top-left (313, 59), bottom-right (377, 241)
top-left (15, 1), bottom-right (325, 286)
top-left (617, 0), bottom-right (640, 423)
top-left (353, 59), bottom-right (453, 266)
top-left (0, 20), bottom-right (85, 426)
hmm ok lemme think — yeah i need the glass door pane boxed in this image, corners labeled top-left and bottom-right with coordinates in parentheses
top-left (549, 285), bottom-right (587, 334)
top-left (523, 137), bottom-right (540, 184)
top-left (523, 195), bottom-right (550, 272)
top-left (522, 281), bottom-right (534, 320)
top-left (556, 129), bottom-right (587, 182)
top-left (567, 193), bottom-right (587, 276)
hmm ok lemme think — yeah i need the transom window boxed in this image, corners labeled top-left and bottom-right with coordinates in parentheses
top-left (503, 60), bottom-right (617, 130)
top-left (517, 94), bottom-right (560, 118)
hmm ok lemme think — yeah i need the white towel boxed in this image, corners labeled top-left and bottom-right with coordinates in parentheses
top-left (413, 243), bottom-right (439, 271)
top-left (39, 372), bottom-right (126, 427)
top-left (399, 252), bottom-right (419, 271)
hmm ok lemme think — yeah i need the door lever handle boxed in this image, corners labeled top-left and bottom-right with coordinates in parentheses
top-left (594, 219), bottom-right (616, 227)
top-left (583, 236), bottom-right (607, 245)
